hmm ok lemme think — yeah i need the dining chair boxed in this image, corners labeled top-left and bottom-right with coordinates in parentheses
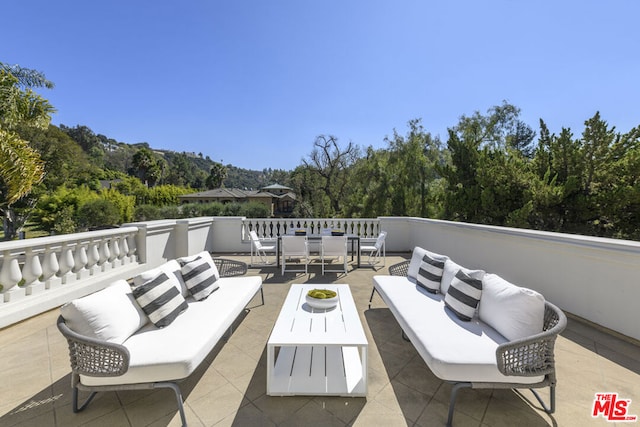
top-left (281, 235), bottom-right (309, 275)
top-left (359, 231), bottom-right (387, 268)
top-left (321, 235), bottom-right (348, 275)
top-left (249, 230), bottom-right (276, 266)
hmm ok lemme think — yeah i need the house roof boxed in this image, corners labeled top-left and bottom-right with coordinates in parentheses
top-left (178, 187), bottom-right (295, 201)
top-left (261, 184), bottom-right (293, 191)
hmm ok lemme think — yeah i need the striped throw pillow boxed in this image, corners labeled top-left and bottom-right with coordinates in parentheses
top-left (179, 256), bottom-right (219, 301)
top-left (132, 272), bottom-right (188, 327)
top-left (444, 270), bottom-right (483, 321)
top-left (416, 253), bottom-right (447, 293)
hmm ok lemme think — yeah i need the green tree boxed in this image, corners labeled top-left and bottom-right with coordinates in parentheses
top-left (164, 152), bottom-right (194, 187)
top-left (386, 119), bottom-right (443, 217)
top-left (440, 103), bottom-right (535, 224)
top-left (131, 147), bottom-right (162, 186)
top-left (0, 64), bottom-right (55, 239)
top-left (206, 162), bottom-right (228, 189)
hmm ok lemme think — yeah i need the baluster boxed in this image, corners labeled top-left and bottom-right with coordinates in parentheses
top-left (1, 250), bottom-right (25, 302)
top-left (74, 242), bottom-right (90, 279)
top-left (110, 237), bottom-right (121, 267)
top-left (126, 234), bottom-right (137, 263)
top-left (99, 239), bottom-right (111, 272)
top-left (22, 248), bottom-right (45, 296)
top-left (120, 235), bottom-right (130, 265)
top-left (59, 243), bottom-right (76, 284)
top-left (42, 246), bottom-right (62, 289)
top-left (87, 240), bottom-right (101, 275)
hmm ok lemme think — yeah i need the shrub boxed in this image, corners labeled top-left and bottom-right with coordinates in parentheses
top-left (76, 199), bottom-right (121, 231)
top-left (201, 202), bottom-right (224, 216)
top-left (134, 204), bottom-right (162, 221)
top-left (241, 201), bottom-right (270, 218)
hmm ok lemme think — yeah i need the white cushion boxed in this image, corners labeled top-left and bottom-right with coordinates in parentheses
top-left (133, 259), bottom-right (187, 297)
top-left (416, 251), bottom-right (448, 293)
top-left (441, 259), bottom-right (484, 295)
top-left (179, 255), bottom-right (219, 300)
top-left (60, 279), bottom-right (147, 344)
top-left (81, 275), bottom-right (263, 386)
top-left (444, 270), bottom-right (484, 321)
top-left (373, 274), bottom-right (543, 384)
top-left (407, 247), bottom-right (448, 281)
top-left (479, 274), bottom-right (545, 341)
top-left (177, 251), bottom-right (220, 281)
top-left (132, 271), bottom-right (189, 328)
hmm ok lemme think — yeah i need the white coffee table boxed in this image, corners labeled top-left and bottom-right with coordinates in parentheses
top-left (267, 284), bottom-right (368, 396)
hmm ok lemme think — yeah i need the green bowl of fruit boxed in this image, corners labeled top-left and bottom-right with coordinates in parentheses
top-left (306, 289), bottom-right (339, 309)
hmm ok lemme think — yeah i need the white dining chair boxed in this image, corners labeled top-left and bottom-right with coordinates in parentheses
top-left (249, 230), bottom-right (276, 266)
top-left (281, 235), bottom-right (309, 275)
top-left (321, 235), bottom-right (348, 275)
top-left (359, 231), bottom-right (387, 268)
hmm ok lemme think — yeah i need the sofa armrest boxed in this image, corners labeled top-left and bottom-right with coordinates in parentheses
top-left (57, 315), bottom-right (130, 377)
top-left (213, 257), bottom-right (248, 277)
top-left (388, 260), bottom-right (410, 277)
top-left (496, 301), bottom-right (567, 377)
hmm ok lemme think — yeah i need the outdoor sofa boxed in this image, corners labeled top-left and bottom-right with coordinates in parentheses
top-left (370, 246), bottom-right (567, 426)
top-left (57, 251), bottom-right (263, 427)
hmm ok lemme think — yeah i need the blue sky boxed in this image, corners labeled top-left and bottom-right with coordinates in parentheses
top-left (5, 1), bottom-right (639, 171)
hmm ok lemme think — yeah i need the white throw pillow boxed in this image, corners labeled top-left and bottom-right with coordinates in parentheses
top-left (441, 259), bottom-right (484, 295)
top-left (444, 269), bottom-right (484, 321)
top-left (179, 255), bottom-right (219, 300)
top-left (133, 259), bottom-right (187, 297)
top-left (407, 246), bottom-right (448, 281)
top-left (177, 251), bottom-right (220, 281)
top-left (416, 252), bottom-right (448, 293)
top-left (60, 279), bottom-right (147, 344)
top-left (132, 271), bottom-right (189, 328)
top-left (479, 273), bottom-right (545, 341)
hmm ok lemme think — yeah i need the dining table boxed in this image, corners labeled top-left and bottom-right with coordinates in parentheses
top-left (275, 234), bottom-right (361, 268)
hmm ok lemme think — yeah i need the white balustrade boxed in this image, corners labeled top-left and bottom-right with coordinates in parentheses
top-left (0, 227), bottom-right (139, 319)
top-left (242, 218), bottom-right (381, 241)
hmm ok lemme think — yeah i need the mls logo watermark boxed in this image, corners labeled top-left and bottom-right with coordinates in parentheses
top-left (592, 393), bottom-right (637, 422)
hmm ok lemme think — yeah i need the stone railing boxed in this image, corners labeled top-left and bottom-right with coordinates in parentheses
top-left (0, 217), bottom-right (216, 329)
top-left (0, 227), bottom-right (140, 328)
top-left (241, 218), bottom-right (381, 240)
top-left (0, 227), bottom-right (138, 300)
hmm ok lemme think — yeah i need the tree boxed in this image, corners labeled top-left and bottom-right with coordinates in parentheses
top-left (0, 64), bottom-right (55, 239)
top-left (386, 119), bottom-right (443, 217)
top-left (440, 102), bottom-right (534, 224)
top-left (206, 162), bottom-right (228, 189)
top-left (301, 135), bottom-right (360, 216)
top-left (131, 147), bottom-right (162, 186)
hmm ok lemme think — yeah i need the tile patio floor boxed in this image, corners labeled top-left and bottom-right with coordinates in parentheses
top-left (1, 254), bottom-right (639, 427)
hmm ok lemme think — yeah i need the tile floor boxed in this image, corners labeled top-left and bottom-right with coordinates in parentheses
top-left (1, 255), bottom-right (639, 427)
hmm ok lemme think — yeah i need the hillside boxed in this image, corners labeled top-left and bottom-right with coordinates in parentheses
top-left (58, 124), bottom-right (291, 190)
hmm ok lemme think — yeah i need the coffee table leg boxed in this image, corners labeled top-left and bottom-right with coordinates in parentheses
top-left (267, 344), bottom-right (274, 394)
